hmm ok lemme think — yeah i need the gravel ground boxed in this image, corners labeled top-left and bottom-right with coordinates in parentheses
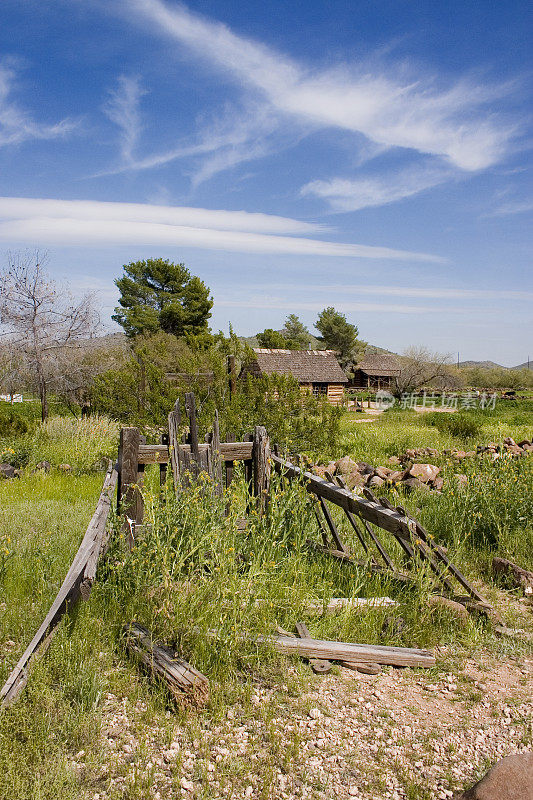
top-left (77, 651), bottom-right (532, 800)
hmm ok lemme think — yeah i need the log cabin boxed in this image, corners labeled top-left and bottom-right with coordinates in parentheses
top-left (350, 354), bottom-right (401, 390)
top-left (248, 348), bottom-right (348, 405)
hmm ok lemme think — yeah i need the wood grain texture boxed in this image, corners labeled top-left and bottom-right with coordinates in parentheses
top-left (265, 634), bottom-right (435, 668)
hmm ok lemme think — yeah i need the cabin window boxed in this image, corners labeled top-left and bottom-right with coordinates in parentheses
top-left (312, 383), bottom-right (328, 397)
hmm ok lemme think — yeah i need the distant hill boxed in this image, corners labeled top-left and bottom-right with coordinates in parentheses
top-left (458, 360), bottom-right (505, 369)
top-left (512, 361), bottom-right (532, 370)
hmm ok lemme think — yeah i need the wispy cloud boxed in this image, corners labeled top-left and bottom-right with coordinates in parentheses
top-left (217, 298), bottom-right (436, 314)
top-left (256, 282), bottom-right (533, 301)
top-left (0, 60), bottom-right (78, 147)
top-left (0, 196), bottom-right (442, 261)
top-left (301, 165), bottom-right (452, 211)
top-left (484, 198), bottom-right (533, 217)
top-left (123, 0), bottom-right (518, 171)
top-left (103, 75), bottom-right (146, 164)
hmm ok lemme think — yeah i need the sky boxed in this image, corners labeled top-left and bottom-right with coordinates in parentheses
top-left (0, 0), bottom-right (531, 365)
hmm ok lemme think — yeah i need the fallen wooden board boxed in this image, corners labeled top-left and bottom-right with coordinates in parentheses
top-left (0, 464), bottom-right (118, 707)
top-left (340, 661), bottom-right (381, 674)
top-left (124, 622), bottom-right (208, 706)
top-left (295, 622), bottom-right (331, 674)
top-left (262, 634), bottom-right (435, 668)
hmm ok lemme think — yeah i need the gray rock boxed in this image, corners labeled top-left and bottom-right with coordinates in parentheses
top-left (409, 463), bottom-right (440, 483)
top-left (35, 460), bottom-right (52, 473)
top-left (455, 751), bottom-right (533, 800)
top-left (0, 463), bottom-right (15, 479)
top-left (368, 476), bottom-right (385, 488)
top-left (335, 456), bottom-right (359, 476)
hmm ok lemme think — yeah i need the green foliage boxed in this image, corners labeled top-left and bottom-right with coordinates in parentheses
top-left (315, 306), bottom-right (360, 366)
top-left (255, 328), bottom-right (288, 348)
top-left (221, 373), bottom-right (344, 455)
top-left (282, 314), bottom-right (311, 349)
top-left (112, 258), bottom-right (213, 339)
top-left (423, 411), bottom-right (482, 439)
top-left (0, 404), bottom-right (34, 436)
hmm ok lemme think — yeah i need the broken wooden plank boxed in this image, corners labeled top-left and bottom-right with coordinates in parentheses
top-left (318, 497), bottom-right (349, 554)
top-left (1, 464), bottom-right (118, 706)
top-left (306, 539), bottom-right (412, 583)
top-left (124, 622), bottom-right (208, 706)
top-left (295, 622), bottom-right (332, 674)
top-left (253, 425), bottom-right (271, 514)
top-left (339, 661), bottom-right (381, 674)
top-left (272, 454), bottom-right (416, 542)
top-left (168, 400), bottom-right (181, 490)
top-left (211, 410), bottom-right (223, 497)
top-left (264, 634), bottom-right (435, 668)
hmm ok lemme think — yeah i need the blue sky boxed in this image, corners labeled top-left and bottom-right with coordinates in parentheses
top-left (0, 0), bottom-right (531, 364)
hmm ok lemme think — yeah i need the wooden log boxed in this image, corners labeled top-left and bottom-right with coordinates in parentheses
top-left (252, 425), bottom-right (271, 514)
top-left (295, 622), bottom-right (331, 674)
top-left (272, 455), bottom-right (416, 541)
top-left (1, 465), bottom-right (118, 706)
top-left (264, 634), bottom-right (435, 668)
top-left (124, 623), bottom-right (208, 706)
top-left (492, 557), bottom-right (533, 595)
top-left (160, 433), bottom-right (168, 491)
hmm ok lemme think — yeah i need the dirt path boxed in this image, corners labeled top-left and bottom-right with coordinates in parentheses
top-left (79, 650), bottom-right (532, 800)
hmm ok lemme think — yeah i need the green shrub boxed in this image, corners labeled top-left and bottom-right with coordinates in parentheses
top-left (423, 411), bottom-right (482, 439)
top-left (0, 405), bottom-right (34, 437)
top-left (32, 415), bottom-right (120, 472)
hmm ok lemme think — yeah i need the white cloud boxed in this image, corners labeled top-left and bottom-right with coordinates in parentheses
top-left (124, 0), bottom-right (518, 171)
top-left (0, 196), bottom-right (442, 261)
top-left (103, 75), bottom-right (146, 164)
top-left (0, 60), bottom-right (78, 146)
top-left (301, 166), bottom-right (451, 211)
top-left (485, 199), bottom-right (533, 217)
top-left (217, 298), bottom-right (436, 314)
top-left (259, 282), bottom-right (533, 301)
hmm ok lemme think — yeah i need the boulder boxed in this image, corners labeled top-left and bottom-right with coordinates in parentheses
top-left (454, 751), bottom-right (533, 800)
top-left (389, 470), bottom-right (406, 482)
top-left (409, 463), bottom-right (440, 483)
top-left (35, 460), bottom-right (51, 473)
top-left (517, 439), bottom-right (531, 448)
top-left (433, 476), bottom-right (445, 491)
top-left (387, 456), bottom-right (401, 465)
top-left (0, 463), bottom-right (15, 479)
top-left (326, 461), bottom-right (337, 475)
top-left (345, 471), bottom-right (367, 489)
top-left (503, 437), bottom-right (517, 447)
top-left (375, 466), bottom-right (392, 479)
top-left (58, 463), bottom-right (72, 471)
top-left (368, 475), bottom-right (385, 488)
top-left (452, 450), bottom-right (467, 460)
top-left (401, 477), bottom-right (430, 492)
top-left (313, 465), bottom-right (327, 479)
top-left (356, 461), bottom-right (374, 475)
top-left (336, 456), bottom-right (359, 476)
top-left (454, 474), bottom-right (468, 489)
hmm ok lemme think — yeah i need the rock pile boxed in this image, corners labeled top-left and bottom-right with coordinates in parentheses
top-left (313, 456), bottom-right (443, 493)
top-left (313, 438), bottom-right (532, 495)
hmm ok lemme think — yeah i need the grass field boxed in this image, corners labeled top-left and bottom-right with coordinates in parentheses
top-left (0, 401), bottom-right (531, 799)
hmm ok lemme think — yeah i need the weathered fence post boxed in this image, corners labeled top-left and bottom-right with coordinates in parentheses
top-left (168, 399), bottom-right (181, 489)
top-left (253, 425), bottom-right (271, 514)
top-left (227, 355), bottom-right (236, 397)
top-left (118, 427), bottom-right (142, 538)
top-left (211, 410), bottom-right (223, 496)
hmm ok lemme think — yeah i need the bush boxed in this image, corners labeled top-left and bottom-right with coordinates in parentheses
top-left (0, 405), bottom-right (34, 437)
top-left (423, 411), bottom-right (482, 439)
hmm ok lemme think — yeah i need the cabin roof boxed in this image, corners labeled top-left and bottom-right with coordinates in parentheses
top-left (251, 348), bottom-right (348, 383)
top-left (355, 354), bottom-right (402, 377)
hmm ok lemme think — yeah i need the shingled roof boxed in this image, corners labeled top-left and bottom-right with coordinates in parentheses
top-left (251, 349), bottom-right (348, 383)
top-left (355, 354), bottom-right (401, 377)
